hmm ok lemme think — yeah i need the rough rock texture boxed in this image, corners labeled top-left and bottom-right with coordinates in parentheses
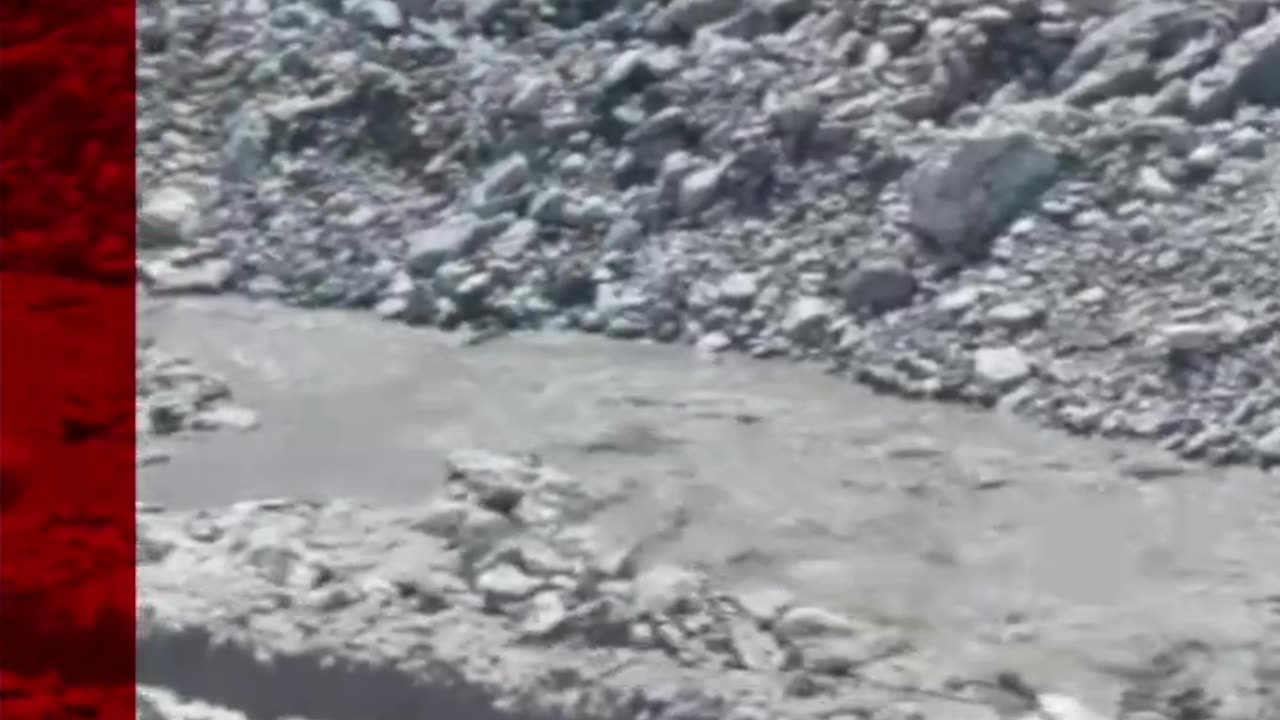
top-left (136, 335), bottom-right (258, 466)
top-left (138, 451), bottom-right (1279, 720)
top-left (134, 0), bottom-right (1280, 466)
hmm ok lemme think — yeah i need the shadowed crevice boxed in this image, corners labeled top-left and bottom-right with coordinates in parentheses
top-left (137, 625), bottom-right (588, 720)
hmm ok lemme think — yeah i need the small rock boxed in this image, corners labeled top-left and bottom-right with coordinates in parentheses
top-left (142, 258), bottom-right (235, 295)
top-left (245, 543), bottom-right (326, 590)
top-left (139, 186), bottom-right (200, 247)
top-left (677, 163), bottom-right (727, 217)
top-left (221, 108), bottom-right (271, 185)
top-left (937, 286), bottom-right (984, 313)
top-left (603, 218), bottom-right (645, 252)
top-left (456, 504), bottom-right (515, 550)
top-left (774, 605), bottom-right (857, 642)
top-left (1135, 166), bottom-right (1178, 201)
top-left (659, 0), bottom-right (739, 34)
top-left (375, 539), bottom-right (461, 610)
top-left (445, 449), bottom-right (533, 515)
top-left (1154, 322), bottom-right (1222, 354)
top-left (1023, 693), bottom-right (1112, 720)
top-left (1075, 286), bottom-right (1109, 305)
top-left (472, 154), bottom-right (532, 207)
top-left (600, 49), bottom-right (651, 91)
top-left (985, 301), bottom-right (1044, 329)
top-left (727, 615), bottom-right (787, 670)
top-left (696, 331), bottom-right (733, 354)
top-left (796, 631), bottom-right (907, 675)
top-left (529, 188), bottom-right (571, 223)
top-left (843, 259), bottom-right (918, 313)
top-left (719, 272), bottom-right (760, 306)
top-left (972, 346), bottom-right (1033, 388)
top-left (781, 296), bottom-right (832, 344)
top-left (476, 563), bottom-right (542, 602)
top-left (411, 498), bottom-right (473, 538)
top-left (346, 0), bottom-right (403, 32)
top-left (509, 76), bottom-right (553, 116)
top-left (492, 219), bottom-right (538, 259)
top-left (1255, 427), bottom-right (1280, 463)
top-left (191, 404), bottom-right (259, 432)
top-left (1185, 144), bottom-right (1223, 175)
top-left (520, 590), bottom-right (569, 637)
top-left (735, 586), bottom-right (795, 624)
top-left (632, 564), bottom-right (702, 616)
top-left (406, 217), bottom-right (480, 277)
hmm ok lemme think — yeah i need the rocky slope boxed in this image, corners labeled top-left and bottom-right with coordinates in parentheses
top-left (137, 450), bottom-right (1276, 720)
top-left (136, 0), bottom-right (1280, 465)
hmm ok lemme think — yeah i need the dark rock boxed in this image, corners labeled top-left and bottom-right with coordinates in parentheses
top-left (842, 259), bottom-right (917, 313)
top-left (907, 132), bottom-right (1060, 260)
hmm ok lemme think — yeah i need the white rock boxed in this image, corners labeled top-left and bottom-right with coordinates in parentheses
top-left (774, 605), bottom-right (856, 641)
top-left (346, 0), bottom-right (403, 30)
top-left (985, 301), bottom-right (1043, 328)
top-left (734, 585), bottom-right (795, 624)
top-left (192, 404), bottom-right (259, 432)
top-left (476, 563), bottom-right (541, 601)
top-left (718, 272), bottom-right (760, 305)
top-left (781, 296), bottom-right (832, 342)
top-left (520, 590), bottom-right (569, 637)
top-left (1155, 322), bottom-right (1221, 353)
top-left (1255, 427), bottom-right (1280, 462)
top-left (937, 285), bottom-right (984, 313)
top-left (1020, 693), bottom-right (1112, 720)
top-left (139, 186), bottom-right (200, 247)
top-left (141, 258), bottom-right (235, 295)
top-left (633, 564), bottom-right (702, 615)
top-left (973, 346), bottom-right (1033, 387)
top-left (677, 163), bottom-right (726, 217)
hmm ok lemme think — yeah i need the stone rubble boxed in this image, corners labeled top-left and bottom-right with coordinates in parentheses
top-left (135, 0), bottom-right (1280, 466)
top-left (136, 451), bottom-right (1280, 720)
top-left (136, 337), bottom-right (259, 463)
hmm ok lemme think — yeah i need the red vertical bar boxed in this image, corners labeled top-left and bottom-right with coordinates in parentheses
top-left (1, 0), bottom-right (137, 717)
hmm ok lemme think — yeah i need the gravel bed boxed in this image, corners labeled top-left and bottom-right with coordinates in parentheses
top-left (136, 0), bottom-right (1280, 465)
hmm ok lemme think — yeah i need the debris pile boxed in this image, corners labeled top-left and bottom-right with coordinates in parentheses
top-left (135, 0), bottom-right (1280, 464)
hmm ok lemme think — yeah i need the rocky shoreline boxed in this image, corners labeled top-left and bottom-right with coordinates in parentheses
top-left (136, 334), bottom-right (259, 467)
top-left (137, 450), bottom-right (1270, 720)
top-left (124, 0), bottom-right (1280, 716)
top-left (136, 0), bottom-right (1280, 465)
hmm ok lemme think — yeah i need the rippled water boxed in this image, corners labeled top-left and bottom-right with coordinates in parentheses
top-left (139, 295), bottom-right (1280, 708)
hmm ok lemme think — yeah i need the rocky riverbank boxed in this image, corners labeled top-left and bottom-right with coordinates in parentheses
top-left (138, 450), bottom-right (1273, 720)
top-left (136, 333), bottom-right (259, 466)
top-left (136, 0), bottom-right (1280, 465)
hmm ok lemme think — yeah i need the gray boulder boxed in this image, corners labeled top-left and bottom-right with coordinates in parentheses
top-left (907, 132), bottom-right (1059, 260)
top-left (1187, 16), bottom-right (1280, 120)
top-left (842, 259), bottom-right (917, 313)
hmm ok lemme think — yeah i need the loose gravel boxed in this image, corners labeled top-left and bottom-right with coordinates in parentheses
top-left (135, 0), bottom-right (1280, 466)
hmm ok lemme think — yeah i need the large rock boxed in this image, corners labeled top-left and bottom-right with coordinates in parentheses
top-left (1187, 16), bottom-right (1280, 120)
top-left (1050, 1), bottom-right (1233, 105)
top-left (907, 132), bottom-right (1059, 260)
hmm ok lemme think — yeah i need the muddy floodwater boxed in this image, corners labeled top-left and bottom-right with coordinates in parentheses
top-left (139, 296), bottom-right (1280, 709)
